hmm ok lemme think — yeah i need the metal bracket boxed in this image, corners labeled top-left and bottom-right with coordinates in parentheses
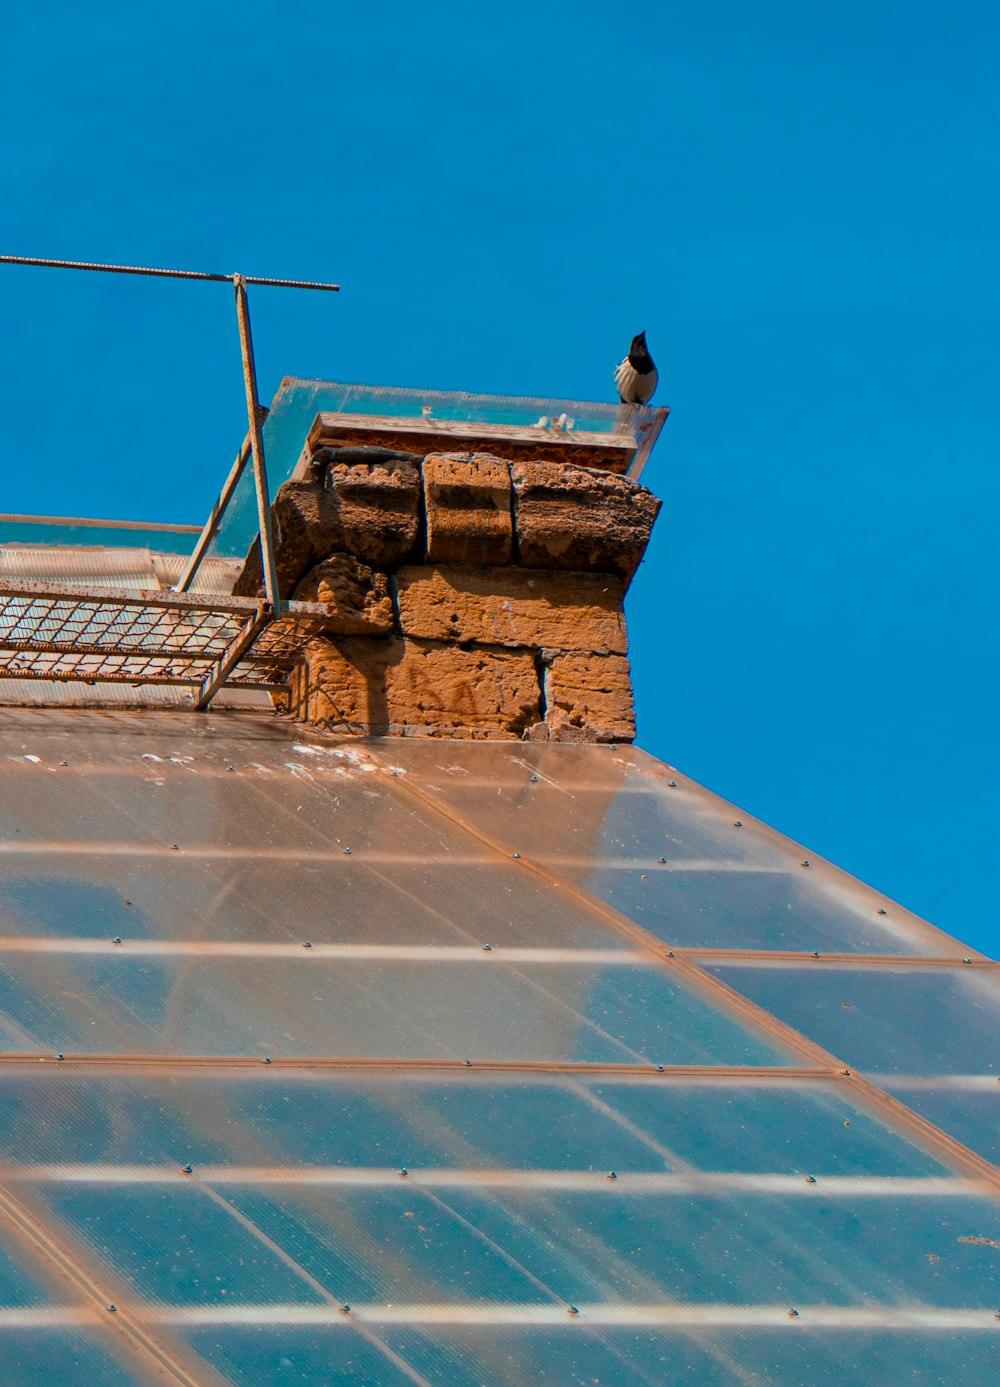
top-left (195, 602), bottom-right (273, 710)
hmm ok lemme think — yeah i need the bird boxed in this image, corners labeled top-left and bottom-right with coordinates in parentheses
top-left (614, 330), bottom-right (658, 405)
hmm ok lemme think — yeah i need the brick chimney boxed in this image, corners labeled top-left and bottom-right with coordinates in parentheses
top-left (234, 398), bottom-right (663, 741)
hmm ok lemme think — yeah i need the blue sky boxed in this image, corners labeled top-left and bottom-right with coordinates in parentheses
top-left (1, 3), bottom-right (997, 953)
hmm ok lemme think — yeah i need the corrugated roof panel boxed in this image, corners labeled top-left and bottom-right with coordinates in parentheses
top-left (0, 545), bottom-right (159, 587)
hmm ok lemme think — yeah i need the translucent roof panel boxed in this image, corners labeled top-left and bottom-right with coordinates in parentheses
top-left (382, 1329), bottom-right (1000, 1387)
top-left (0, 1070), bottom-right (945, 1177)
top-left (384, 740), bottom-right (974, 958)
top-left (881, 1079), bottom-right (1000, 1166)
top-left (705, 962), bottom-right (1000, 1077)
top-left (0, 710), bottom-right (995, 1386)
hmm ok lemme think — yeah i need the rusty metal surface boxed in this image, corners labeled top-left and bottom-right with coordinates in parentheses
top-left (0, 582), bottom-right (326, 701)
top-left (0, 712), bottom-right (995, 1384)
top-left (0, 253), bottom-right (340, 292)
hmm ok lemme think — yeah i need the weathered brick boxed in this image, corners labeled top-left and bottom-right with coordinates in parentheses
top-left (293, 636), bottom-right (541, 739)
top-left (512, 461), bottom-right (661, 581)
top-left (233, 482), bottom-right (340, 598)
top-left (396, 566), bottom-right (627, 654)
top-left (386, 640), bottom-right (540, 738)
top-left (291, 555), bottom-right (394, 636)
top-left (291, 636), bottom-right (402, 732)
top-left (422, 452), bottom-right (513, 565)
top-left (323, 457), bottom-right (421, 565)
top-left (234, 459), bottom-right (422, 597)
top-left (542, 650), bottom-right (636, 742)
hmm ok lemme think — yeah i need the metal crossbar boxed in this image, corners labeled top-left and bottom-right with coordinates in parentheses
top-left (0, 582), bottom-right (328, 706)
top-left (0, 252), bottom-right (344, 708)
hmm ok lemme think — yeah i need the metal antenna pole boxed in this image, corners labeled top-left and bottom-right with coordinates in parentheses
top-left (232, 274), bottom-right (281, 610)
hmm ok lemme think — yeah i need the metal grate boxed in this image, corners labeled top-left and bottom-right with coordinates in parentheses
top-left (0, 580), bottom-right (327, 708)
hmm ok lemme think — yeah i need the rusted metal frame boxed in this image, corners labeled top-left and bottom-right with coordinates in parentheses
top-left (0, 662), bottom-right (286, 692)
top-left (0, 577), bottom-right (265, 616)
top-left (0, 1054), bottom-right (835, 1078)
top-left (0, 253), bottom-right (340, 292)
top-left (232, 275), bottom-right (281, 611)
top-left (0, 1182), bottom-right (224, 1386)
top-left (0, 631), bottom-right (236, 663)
top-left (195, 603), bottom-right (273, 709)
top-left (376, 764), bottom-right (1000, 1193)
top-left (680, 949), bottom-right (1000, 969)
top-left (0, 581), bottom-right (331, 625)
top-left (626, 405), bottom-right (670, 480)
top-left (173, 429), bottom-right (256, 594)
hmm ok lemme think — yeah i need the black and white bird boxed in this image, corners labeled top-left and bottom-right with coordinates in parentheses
top-left (614, 330), bottom-right (658, 405)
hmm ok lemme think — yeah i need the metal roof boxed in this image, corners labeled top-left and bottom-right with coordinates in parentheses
top-left (0, 711), bottom-right (995, 1384)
